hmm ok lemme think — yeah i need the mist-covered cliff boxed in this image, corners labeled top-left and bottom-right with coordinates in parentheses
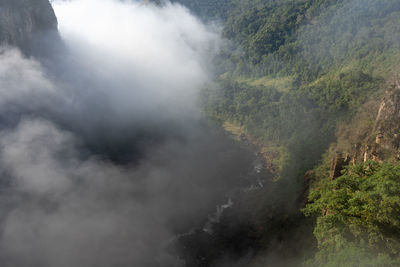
top-left (0, 0), bottom-right (58, 53)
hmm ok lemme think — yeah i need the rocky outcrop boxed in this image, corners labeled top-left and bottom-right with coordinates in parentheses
top-left (357, 79), bottom-right (400, 163)
top-left (0, 0), bottom-right (58, 54)
top-left (330, 152), bottom-right (350, 179)
top-left (373, 80), bottom-right (400, 150)
top-left (329, 75), bottom-right (400, 176)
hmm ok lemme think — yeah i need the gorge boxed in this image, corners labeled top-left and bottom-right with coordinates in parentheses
top-left (2, 0), bottom-right (400, 266)
top-left (0, 0), bottom-right (267, 266)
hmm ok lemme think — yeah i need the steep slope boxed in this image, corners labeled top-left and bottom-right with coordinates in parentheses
top-left (0, 0), bottom-right (58, 54)
top-left (195, 0), bottom-right (400, 265)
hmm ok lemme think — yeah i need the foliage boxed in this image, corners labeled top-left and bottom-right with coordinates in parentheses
top-left (177, 0), bottom-right (400, 264)
top-left (221, 0), bottom-right (400, 79)
top-left (203, 0), bottom-right (397, 189)
top-left (304, 161), bottom-right (400, 265)
top-left (151, 0), bottom-right (233, 20)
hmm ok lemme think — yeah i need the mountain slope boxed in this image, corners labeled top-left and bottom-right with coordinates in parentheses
top-left (0, 0), bottom-right (58, 54)
top-left (174, 0), bottom-right (400, 265)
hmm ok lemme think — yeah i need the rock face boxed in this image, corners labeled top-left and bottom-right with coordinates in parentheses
top-left (0, 0), bottom-right (58, 53)
top-left (374, 81), bottom-right (400, 151)
top-left (330, 75), bottom-right (400, 177)
top-left (330, 152), bottom-right (350, 179)
top-left (359, 79), bottom-right (400, 163)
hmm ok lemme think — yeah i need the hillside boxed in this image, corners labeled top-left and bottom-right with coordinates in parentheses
top-left (167, 0), bottom-right (400, 265)
top-left (163, 0), bottom-right (233, 20)
top-left (0, 0), bottom-right (58, 54)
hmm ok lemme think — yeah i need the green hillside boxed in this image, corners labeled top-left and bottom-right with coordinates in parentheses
top-left (156, 0), bottom-right (233, 19)
top-left (154, 0), bottom-right (400, 265)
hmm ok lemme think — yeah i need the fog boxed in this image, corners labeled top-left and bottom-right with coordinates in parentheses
top-left (53, 0), bottom-right (221, 113)
top-left (0, 1), bottom-right (253, 266)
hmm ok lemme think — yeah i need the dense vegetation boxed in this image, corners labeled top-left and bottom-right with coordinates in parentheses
top-left (304, 161), bottom-right (400, 266)
top-left (202, 0), bottom-right (399, 194)
top-left (158, 0), bottom-right (234, 20)
top-left (152, 0), bottom-right (400, 265)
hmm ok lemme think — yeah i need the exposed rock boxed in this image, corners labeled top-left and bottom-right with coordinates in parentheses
top-left (376, 130), bottom-right (384, 144)
top-left (374, 87), bottom-right (400, 149)
top-left (0, 0), bottom-right (58, 54)
top-left (329, 75), bottom-right (400, 176)
top-left (330, 152), bottom-right (350, 179)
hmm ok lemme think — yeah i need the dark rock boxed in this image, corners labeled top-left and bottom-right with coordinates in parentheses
top-left (0, 0), bottom-right (58, 54)
top-left (330, 152), bottom-right (350, 179)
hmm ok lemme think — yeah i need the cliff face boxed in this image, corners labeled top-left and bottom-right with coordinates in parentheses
top-left (373, 79), bottom-right (400, 155)
top-left (0, 0), bottom-right (58, 53)
top-left (329, 76), bottom-right (400, 178)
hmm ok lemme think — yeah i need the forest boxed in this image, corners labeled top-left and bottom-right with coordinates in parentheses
top-left (164, 0), bottom-right (400, 265)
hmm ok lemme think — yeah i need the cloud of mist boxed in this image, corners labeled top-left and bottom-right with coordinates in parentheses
top-left (0, 118), bottom-right (177, 267)
top-left (0, 1), bottom-right (253, 267)
top-left (53, 0), bottom-right (221, 114)
top-left (0, 49), bottom-right (58, 108)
